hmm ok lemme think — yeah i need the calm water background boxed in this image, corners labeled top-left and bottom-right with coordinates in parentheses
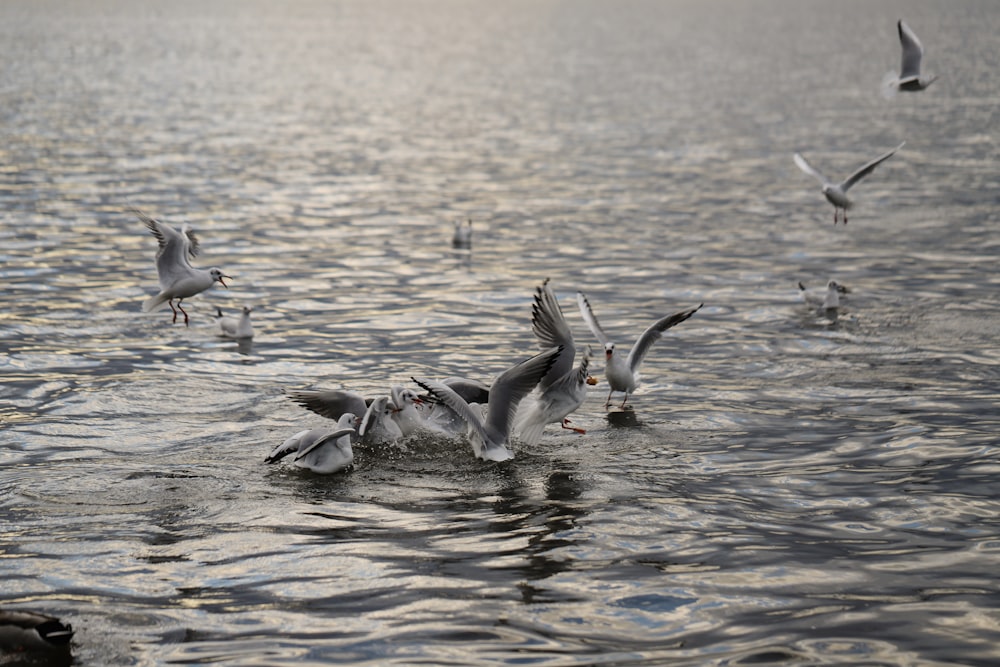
top-left (2, 1), bottom-right (999, 665)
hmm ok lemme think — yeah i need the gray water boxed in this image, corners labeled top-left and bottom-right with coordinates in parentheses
top-left (2, 1), bottom-right (999, 665)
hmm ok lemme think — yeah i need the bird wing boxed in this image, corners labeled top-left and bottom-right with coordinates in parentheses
top-left (411, 376), bottom-right (488, 442)
top-left (294, 428), bottom-right (355, 461)
top-left (793, 153), bottom-right (830, 186)
top-left (576, 292), bottom-right (612, 348)
top-left (287, 389), bottom-right (369, 422)
top-left (531, 279), bottom-right (576, 389)
top-left (627, 304), bottom-right (703, 373)
top-left (265, 429), bottom-right (310, 463)
top-left (898, 20), bottom-right (925, 80)
top-left (134, 207), bottom-right (199, 288)
top-left (841, 142), bottom-right (905, 192)
top-left (483, 346), bottom-right (562, 443)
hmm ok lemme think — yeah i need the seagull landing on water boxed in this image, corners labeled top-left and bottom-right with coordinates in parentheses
top-left (514, 279), bottom-right (598, 446)
top-left (134, 207), bottom-right (231, 326)
top-left (793, 143), bottom-right (904, 224)
top-left (577, 293), bottom-right (703, 409)
top-left (882, 20), bottom-right (937, 98)
top-left (412, 346), bottom-right (561, 462)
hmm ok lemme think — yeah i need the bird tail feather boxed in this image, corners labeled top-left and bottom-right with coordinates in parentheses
top-left (142, 292), bottom-right (170, 312)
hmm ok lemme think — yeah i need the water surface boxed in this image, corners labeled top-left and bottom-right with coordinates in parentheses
top-left (2, 1), bottom-right (999, 665)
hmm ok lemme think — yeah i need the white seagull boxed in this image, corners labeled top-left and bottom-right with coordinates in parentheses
top-left (265, 413), bottom-right (357, 474)
top-left (389, 385), bottom-right (429, 436)
top-left (798, 280), bottom-right (846, 311)
top-left (883, 20), bottom-right (937, 97)
top-left (359, 396), bottom-right (404, 445)
top-left (577, 292), bottom-right (702, 408)
top-left (412, 346), bottom-right (561, 462)
top-left (793, 143), bottom-right (904, 224)
top-left (216, 305), bottom-right (254, 339)
top-left (514, 279), bottom-right (597, 445)
top-left (135, 207), bottom-right (231, 325)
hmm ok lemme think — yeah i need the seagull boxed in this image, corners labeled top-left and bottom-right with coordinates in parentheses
top-left (359, 396), bottom-right (404, 445)
top-left (416, 377), bottom-right (492, 435)
top-left (798, 280), bottom-right (847, 311)
top-left (0, 609), bottom-right (74, 652)
top-left (134, 207), bottom-right (231, 325)
top-left (577, 292), bottom-right (702, 408)
top-left (412, 346), bottom-right (561, 462)
top-left (793, 143), bottom-right (904, 224)
top-left (514, 279), bottom-right (598, 444)
top-left (288, 386), bottom-right (427, 442)
top-left (389, 385), bottom-right (428, 436)
top-left (883, 20), bottom-right (937, 97)
top-left (215, 305), bottom-right (254, 339)
top-left (515, 350), bottom-right (595, 446)
top-left (265, 413), bottom-right (357, 474)
top-left (452, 219), bottom-right (472, 248)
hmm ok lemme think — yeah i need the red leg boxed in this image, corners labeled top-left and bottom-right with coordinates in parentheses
top-left (604, 389), bottom-right (613, 408)
top-left (168, 299), bottom-right (179, 323)
top-left (620, 394), bottom-right (630, 409)
top-left (560, 419), bottom-right (586, 434)
top-left (177, 300), bottom-right (189, 326)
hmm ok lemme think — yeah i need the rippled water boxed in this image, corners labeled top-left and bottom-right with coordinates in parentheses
top-left (2, 1), bottom-right (999, 665)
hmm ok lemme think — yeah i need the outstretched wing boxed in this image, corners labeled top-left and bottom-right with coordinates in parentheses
top-left (576, 292), bottom-right (612, 348)
top-left (841, 142), bottom-right (904, 192)
top-left (484, 346), bottom-right (562, 442)
top-left (898, 20), bottom-right (924, 80)
top-left (531, 279), bottom-right (576, 389)
top-left (627, 304), bottom-right (703, 373)
top-left (793, 153), bottom-right (830, 187)
top-left (287, 389), bottom-right (369, 422)
top-left (411, 376), bottom-right (488, 442)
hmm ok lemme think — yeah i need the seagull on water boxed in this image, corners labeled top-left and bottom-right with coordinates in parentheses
top-left (265, 413), bottom-right (357, 474)
top-left (452, 218), bottom-right (473, 248)
top-left (135, 207), bottom-right (231, 325)
top-left (793, 143), bottom-right (904, 224)
top-left (798, 280), bottom-right (847, 312)
top-left (577, 292), bottom-right (702, 409)
top-left (412, 346), bottom-right (561, 462)
top-left (216, 305), bottom-right (254, 339)
top-left (882, 20), bottom-right (937, 98)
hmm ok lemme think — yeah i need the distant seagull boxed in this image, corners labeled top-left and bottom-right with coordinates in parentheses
top-left (0, 609), bottom-right (74, 652)
top-left (798, 280), bottom-right (847, 311)
top-left (793, 143), bottom-right (904, 224)
top-left (134, 207), bottom-right (231, 325)
top-left (577, 293), bottom-right (702, 409)
top-left (215, 305), bottom-right (253, 339)
top-left (514, 279), bottom-right (597, 444)
top-left (883, 20), bottom-right (937, 98)
top-left (412, 346), bottom-right (561, 462)
top-left (265, 413), bottom-right (357, 474)
top-left (452, 218), bottom-right (473, 248)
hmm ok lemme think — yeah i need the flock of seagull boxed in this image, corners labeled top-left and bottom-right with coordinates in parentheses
top-left (1, 17), bottom-right (943, 656)
top-left (129, 18), bottom-right (937, 476)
